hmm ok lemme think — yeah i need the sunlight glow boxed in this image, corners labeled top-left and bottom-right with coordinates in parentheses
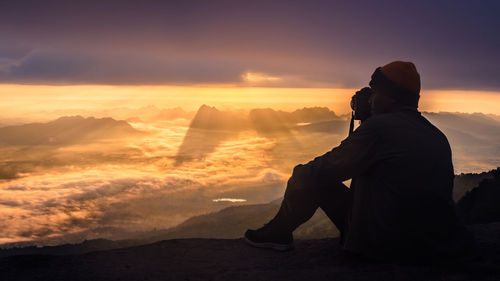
top-left (212, 198), bottom-right (247, 203)
top-left (2, 84), bottom-right (498, 121)
top-left (242, 72), bottom-right (282, 82)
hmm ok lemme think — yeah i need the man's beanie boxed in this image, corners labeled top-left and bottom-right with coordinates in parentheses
top-left (369, 61), bottom-right (421, 108)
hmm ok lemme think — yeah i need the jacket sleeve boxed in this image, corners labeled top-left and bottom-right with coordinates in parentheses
top-left (292, 119), bottom-right (379, 184)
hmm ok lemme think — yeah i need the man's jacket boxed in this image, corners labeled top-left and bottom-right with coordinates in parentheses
top-left (306, 109), bottom-right (473, 260)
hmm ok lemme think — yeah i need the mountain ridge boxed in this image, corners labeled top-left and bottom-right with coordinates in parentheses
top-left (0, 115), bottom-right (143, 145)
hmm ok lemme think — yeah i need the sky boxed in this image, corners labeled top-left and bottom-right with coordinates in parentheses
top-left (1, 0), bottom-right (500, 245)
top-left (0, 0), bottom-right (499, 89)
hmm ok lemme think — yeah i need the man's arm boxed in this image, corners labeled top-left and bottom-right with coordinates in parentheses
top-left (292, 119), bottom-right (379, 185)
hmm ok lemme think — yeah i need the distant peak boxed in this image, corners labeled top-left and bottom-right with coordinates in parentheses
top-left (54, 115), bottom-right (85, 121)
top-left (198, 104), bottom-right (218, 111)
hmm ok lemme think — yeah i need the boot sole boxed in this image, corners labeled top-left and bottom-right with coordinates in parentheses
top-left (244, 237), bottom-right (294, 251)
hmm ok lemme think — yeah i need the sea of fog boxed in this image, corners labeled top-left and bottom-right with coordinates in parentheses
top-left (0, 106), bottom-right (499, 246)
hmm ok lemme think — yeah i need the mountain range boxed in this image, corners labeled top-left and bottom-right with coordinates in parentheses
top-left (0, 116), bottom-right (142, 145)
top-left (180, 105), bottom-right (500, 171)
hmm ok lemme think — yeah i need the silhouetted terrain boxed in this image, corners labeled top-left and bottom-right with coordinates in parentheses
top-left (454, 169), bottom-right (496, 201)
top-left (458, 168), bottom-right (500, 224)
top-left (1, 223), bottom-right (500, 281)
top-left (0, 239), bottom-right (139, 259)
top-left (0, 116), bottom-right (142, 145)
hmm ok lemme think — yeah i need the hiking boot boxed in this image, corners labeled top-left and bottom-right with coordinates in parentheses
top-left (244, 224), bottom-right (294, 251)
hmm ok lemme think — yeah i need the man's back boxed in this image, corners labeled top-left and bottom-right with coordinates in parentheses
top-left (343, 109), bottom-right (472, 260)
top-left (245, 62), bottom-right (474, 261)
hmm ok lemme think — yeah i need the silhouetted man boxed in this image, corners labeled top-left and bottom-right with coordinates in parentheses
top-left (245, 61), bottom-right (473, 261)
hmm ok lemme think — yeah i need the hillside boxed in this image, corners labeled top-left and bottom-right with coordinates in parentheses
top-left (458, 168), bottom-right (500, 224)
top-left (1, 223), bottom-right (500, 281)
top-left (143, 199), bottom-right (339, 242)
top-left (454, 169), bottom-right (496, 201)
top-left (0, 116), bottom-right (142, 145)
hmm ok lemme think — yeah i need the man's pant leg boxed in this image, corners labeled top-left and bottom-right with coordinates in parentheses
top-left (270, 164), bottom-right (352, 235)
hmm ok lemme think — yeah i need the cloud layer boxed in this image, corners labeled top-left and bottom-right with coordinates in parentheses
top-left (1, 106), bottom-right (500, 246)
top-left (0, 0), bottom-right (499, 89)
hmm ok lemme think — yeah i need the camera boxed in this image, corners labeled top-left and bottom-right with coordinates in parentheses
top-left (350, 87), bottom-right (373, 122)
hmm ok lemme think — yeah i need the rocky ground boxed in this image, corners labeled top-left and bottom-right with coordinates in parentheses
top-left (1, 223), bottom-right (499, 281)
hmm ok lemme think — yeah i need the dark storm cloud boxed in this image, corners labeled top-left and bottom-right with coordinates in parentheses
top-left (0, 0), bottom-right (499, 89)
top-left (0, 50), bottom-right (244, 84)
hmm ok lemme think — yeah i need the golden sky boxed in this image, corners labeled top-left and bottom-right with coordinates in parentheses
top-left (2, 84), bottom-right (500, 118)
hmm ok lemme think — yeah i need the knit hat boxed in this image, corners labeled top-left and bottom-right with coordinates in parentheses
top-left (369, 61), bottom-right (421, 108)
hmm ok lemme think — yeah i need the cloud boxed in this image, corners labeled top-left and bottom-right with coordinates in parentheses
top-left (212, 198), bottom-right (247, 202)
top-left (242, 72), bottom-right (282, 83)
top-left (1, 109), bottom-right (499, 246)
top-left (0, 164), bottom-right (20, 180)
top-left (260, 170), bottom-right (286, 183)
top-left (0, 199), bottom-right (23, 207)
top-left (0, 50), bottom-right (245, 85)
top-left (0, 118), bottom-right (296, 244)
top-left (0, 0), bottom-right (498, 89)
top-left (0, 165), bottom-right (287, 244)
top-left (174, 105), bottom-right (344, 165)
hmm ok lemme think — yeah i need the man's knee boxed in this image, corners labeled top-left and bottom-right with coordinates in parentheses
top-left (288, 164), bottom-right (311, 190)
top-left (291, 163), bottom-right (312, 179)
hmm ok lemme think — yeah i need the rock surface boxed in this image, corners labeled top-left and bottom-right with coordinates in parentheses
top-left (1, 223), bottom-right (500, 281)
